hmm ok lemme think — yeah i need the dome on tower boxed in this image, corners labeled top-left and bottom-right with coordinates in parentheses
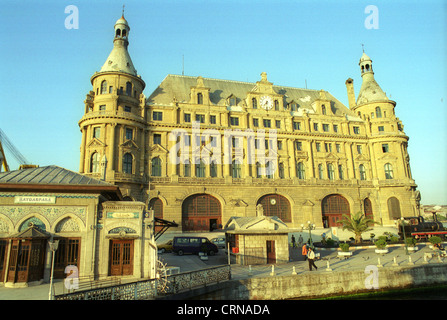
top-left (98, 15), bottom-right (137, 76)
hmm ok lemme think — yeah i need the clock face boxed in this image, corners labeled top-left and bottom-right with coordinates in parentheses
top-left (260, 96), bottom-right (273, 110)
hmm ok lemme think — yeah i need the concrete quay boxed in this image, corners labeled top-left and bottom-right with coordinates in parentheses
top-left (0, 240), bottom-right (446, 300)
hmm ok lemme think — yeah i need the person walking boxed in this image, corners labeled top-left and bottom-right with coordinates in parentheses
top-left (291, 235), bottom-right (296, 248)
top-left (298, 234), bottom-right (303, 247)
top-left (307, 247), bottom-right (318, 271)
top-left (301, 244), bottom-right (308, 261)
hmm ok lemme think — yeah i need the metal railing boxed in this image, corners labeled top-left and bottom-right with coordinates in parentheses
top-left (54, 265), bottom-right (231, 300)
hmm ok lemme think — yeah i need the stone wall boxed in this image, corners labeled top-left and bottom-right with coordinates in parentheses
top-left (160, 264), bottom-right (447, 300)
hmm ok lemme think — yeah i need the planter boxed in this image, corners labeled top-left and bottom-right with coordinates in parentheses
top-left (338, 251), bottom-right (352, 259)
top-left (375, 248), bottom-right (388, 254)
top-left (407, 246), bottom-right (418, 252)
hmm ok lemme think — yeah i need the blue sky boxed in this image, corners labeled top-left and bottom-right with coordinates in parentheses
top-left (0, 0), bottom-right (445, 205)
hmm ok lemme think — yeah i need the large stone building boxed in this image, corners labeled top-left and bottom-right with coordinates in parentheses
top-left (79, 15), bottom-right (421, 233)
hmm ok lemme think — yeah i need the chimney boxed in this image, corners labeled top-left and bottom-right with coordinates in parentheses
top-left (345, 78), bottom-right (356, 109)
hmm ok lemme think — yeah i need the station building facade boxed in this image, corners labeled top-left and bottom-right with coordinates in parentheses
top-left (78, 15), bottom-right (421, 233)
top-left (0, 165), bottom-right (157, 287)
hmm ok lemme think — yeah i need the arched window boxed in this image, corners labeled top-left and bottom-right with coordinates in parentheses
top-left (384, 163), bottom-right (393, 179)
top-left (375, 106), bottom-right (382, 118)
top-left (195, 159), bottom-right (206, 177)
top-left (321, 194), bottom-right (350, 227)
top-left (126, 82), bottom-right (132, 96)
top-left (256, 162), bottom-right (262, 178)
top-left (123, 153), bottom-right (133, 174)
top-left (274, 100), bottom-right (279, 110)
top-left (100, 80), bottom-right (107, 94)
top-left (197, 93), bottom-right (203, 105)
top-left (90, 152), bottom-right (101, 173)
top-left (257, 194), bottom-right (291, 222)
top-left (327, 163), bottom-right (335, 180)
top-left (296, 162), bottom-right (305, 179)
top-left (151, 157), bottom-right (161, 176)
top-left (322, 105), bottom-right (326, 115)
top-left (231, 159), bottom-right (241, 178)
top-left (184, 159), bottom-right (191, 177)
top-left (252, 98), bottom-right (257, 109)
top-left (359, 164), bottom-right (366, 180)
top-left (115, 29), bottom-right (121, 37)
top-left (338, 165), bottom-right (344, 180)
top-left (266, 161), bottom-right (274, 179)
top-left (318, 164), bottom-right (324, 179)
top-left (122, 29), bottom-right (127, 37)
top-left (182, 194), bottom-right (222, 231)
top-left (278, 163), bottom-right (285, 179)
top-left (387, 197), bottom-right (401, 220)
top-left (210, 161), bottom-right (217, 177)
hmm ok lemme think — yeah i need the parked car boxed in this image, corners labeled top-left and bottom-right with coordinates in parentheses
top-left (172, 236), bottom-right (218, 256)
top-left (158, 239), bottom-right (173, 253)
top-left (211, 237), bottom-right (226, 249)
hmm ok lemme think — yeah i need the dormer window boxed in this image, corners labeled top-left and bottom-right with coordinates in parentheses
top-left (197, 93), bottom-right (203, 104)
top-left (229, 97), bottom-right (236, 106)
top-left (322, 105), bottom-right (326, 115)
top-left (252, 98), bottom-right (257, 109)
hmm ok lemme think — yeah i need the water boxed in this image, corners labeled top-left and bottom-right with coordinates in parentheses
top-left (323, 285), bottom-right (447, 300)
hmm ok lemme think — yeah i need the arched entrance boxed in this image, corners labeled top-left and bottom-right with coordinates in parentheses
top-left (257, 194), bottom-right (291, 222)
top-left (149, 197), bottom-right (163, 233)
top-left (387, 197), bottom-right (401, 220)
top-left (364, 198), bottom-right (374, 220)
top-left (182, 194), bottom-right (222, 232)
top-left (321, 194), bottom-right (350, 227)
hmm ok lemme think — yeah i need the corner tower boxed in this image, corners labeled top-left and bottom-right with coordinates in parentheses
top-left (79, 15), bottom-right (149, 201)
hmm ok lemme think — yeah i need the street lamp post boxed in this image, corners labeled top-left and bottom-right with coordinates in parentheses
top-left (301, 221), bottom-right (315, 247)
top-left (48, 239), bottom-right (59, 300)
top-left (401, 217), bottom-right (409, 255)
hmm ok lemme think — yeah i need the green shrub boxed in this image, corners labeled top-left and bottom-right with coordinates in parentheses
top-left (375, 239), bottom-right (387, 249)
top-left (326, 238), bottom-right (335, 247)
top-left (339, 243), bottom-right (350, 252)
top-left (429, 236), bottom-right (442, 245)
top-left (405, 237), bottom-right (417, 247)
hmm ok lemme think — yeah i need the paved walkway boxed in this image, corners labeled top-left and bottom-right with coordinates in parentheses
top-left (0, 242), bottom-right (445, 300)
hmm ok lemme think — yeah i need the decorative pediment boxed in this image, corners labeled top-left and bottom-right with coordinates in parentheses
top-left (355, 154), bottom-right (370, 161)
top-left (302, 199), bottom-right (314, 206)
top-left (150, 144), bottom-right (168, 154)
top-left (325, 152), bottom-right (339, 161)
top-left (229, 199), bottom-right (248, 207)
top-left (87, 138), bottom-right (106, 149)
top-left (120, 139), bottom-right (140, 150)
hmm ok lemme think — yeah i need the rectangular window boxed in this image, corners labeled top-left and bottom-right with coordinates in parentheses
top-left (323, 124), bottom-right (329, 132)
top-left (378, 126), bottom-right (384, 132)
top-left (153, 133), bottom-right (161, 145)
top-left (278, 140), bottom-right (283, 150)
top-left (93, 127), bottom-right (101, 139)
top-left (353, 126), bottom-right (360, 134)
top-left (275, 120), bottom-right (281, 129)
top-left (253, 118), bottom-right (259, 127)
top-left (153, 111), bottom-right (163, 121)
top-left (195, 114), bottom-right (205, 123)
top-left (124, 106), bottom-right (132, 112)
top-left (99, 105), bottom-right (106, 111)
top-left (382, 144), bottom-right (389, 153)
top-left (336, 144), bottom-right (341, 153)
top-left (230, 116), bottom-right (239, 126)
top-left (263, 119), bottom-right (271, 128)
top-left (210, 115), bottom-right (216, 124)
top-left (316, 142), bottom-right (321, 152)
top-left (333, 125), bottom-right (339, 133)
top-left (126, 128), bottom-right (133, 140)
top-left (313, 123), bottom-right (319, 131)
top-left (293, 122), bottom-right (301, 130)
top-left (357, 145), bottom-right (362, 154)
top-left (295, 141), bottom-right (302, 151)
top-left (184, 113), bottom-right (191, 123)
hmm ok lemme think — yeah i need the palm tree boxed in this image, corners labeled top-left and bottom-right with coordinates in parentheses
top-left (340, 212), bottom-right (381, 244)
